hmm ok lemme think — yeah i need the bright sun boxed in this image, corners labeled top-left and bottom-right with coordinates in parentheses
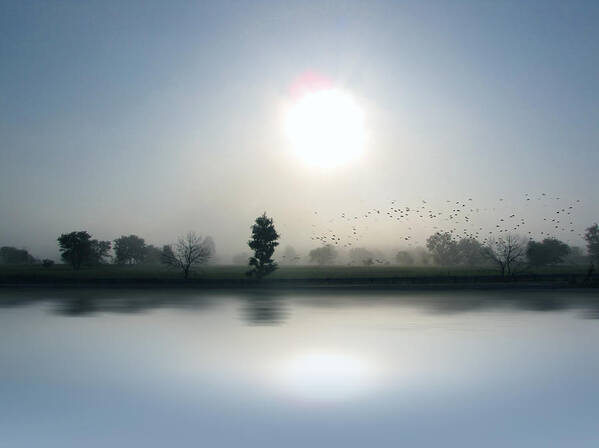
top-left (285, 89), bottom-right (366, 168)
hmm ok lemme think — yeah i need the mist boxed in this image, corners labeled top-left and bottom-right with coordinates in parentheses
top-left (1, 1), bottom-right (598, 262)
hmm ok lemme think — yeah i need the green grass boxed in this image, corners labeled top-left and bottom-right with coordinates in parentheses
top-left (0, 263), bottom-right (589, 282)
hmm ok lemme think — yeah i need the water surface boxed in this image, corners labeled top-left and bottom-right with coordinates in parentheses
top-left (1, 288), bottom-right (598, 447)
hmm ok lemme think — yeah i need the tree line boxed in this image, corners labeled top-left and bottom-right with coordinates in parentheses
top-left (2, 219), bottom-right (598, 279)
top-left (291, 224), bottom-right (599, 276)
top-left (0, 213), bottom-right (281, 280)
top-left (53, 230), bottom-right (217, 279)
top-left (425, 229), bottom-right (597, 276)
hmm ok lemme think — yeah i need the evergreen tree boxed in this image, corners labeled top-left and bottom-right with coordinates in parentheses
top-left (247, 213), bottom-right (280, 278)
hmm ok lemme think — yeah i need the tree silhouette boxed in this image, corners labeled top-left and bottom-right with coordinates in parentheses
top-left (483, 235), bottom-right (526, 276)
top-left (0, 246), bottom-right (35, 264)
top-left (247, 213), bottom-right (280, 278)
top-left (349, 247), bottom-right (374, 266)
top-left (142, 245), bottom-right (163, 264)
top-left (89, 240), bottom-right (112, 264)
top-left (457, 237), bottom-right (486, 265)
top-left (426, 232), bottom-right (460, 265)
top-left (395, 250), bottom-right (415, 266)
top-left (309, 245), bottom-right (338, 266)
top-left (114, 235), bottom-right (146, 264)
top-left (584, 224), bottom-right (599, 263)
top-left (526, 238), bottom-right (570, 266)
top-left (203, 236), bottom-right (216, 263)
top-left (161, 232), bottom-right (213, 279)
top-left (57, 231), bottom-right (111, 269)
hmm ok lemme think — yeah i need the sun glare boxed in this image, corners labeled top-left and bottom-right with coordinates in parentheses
top-left (285, 89), bottom-right (366, 168)
top-left (273, 351), bottom-right (378, 402)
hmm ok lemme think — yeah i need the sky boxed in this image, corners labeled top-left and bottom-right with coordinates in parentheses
top-left (1, 0), bottom-right (598, 261)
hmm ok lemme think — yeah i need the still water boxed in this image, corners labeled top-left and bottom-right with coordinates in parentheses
top-left (1, 288), bottom-right (599, 447)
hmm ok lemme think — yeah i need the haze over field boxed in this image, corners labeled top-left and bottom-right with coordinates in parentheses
top-left (1, 1), bottom-right (598, 260)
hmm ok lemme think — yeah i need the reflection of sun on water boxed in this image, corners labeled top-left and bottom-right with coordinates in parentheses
top-left (273, 351), bottom-right (379, 403)
top-left (284, 89), bottom-right (366, 169)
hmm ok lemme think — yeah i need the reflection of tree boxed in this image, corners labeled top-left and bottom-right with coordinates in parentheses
top-left (420, 291), bottom-right (571, 315)
top-left (0, 289), bottom-right (597, 322)
top-left (583, 302), bottom-right (599, 319)
top-left (49, 291), bottom-right (216, 316)
top-left (515, 296), bottom-right (566, 312)
top-left (423, 296), bottom-right (486, 314)
top-left (240, 292), bottom-right (287, 326)
top-left (58, 297), bottom-right (98, 316)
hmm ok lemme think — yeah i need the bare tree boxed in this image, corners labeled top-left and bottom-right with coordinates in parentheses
top-left (161, 232), bottom-right (213, 279)
top-left (483, 235), bottom-right (527, 276)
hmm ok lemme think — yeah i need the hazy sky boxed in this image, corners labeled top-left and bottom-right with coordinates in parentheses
top-left (1, 0), bottom-right (598, 260)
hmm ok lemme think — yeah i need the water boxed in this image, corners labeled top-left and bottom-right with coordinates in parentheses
top-left (1, 288), bottom-right (598, 447)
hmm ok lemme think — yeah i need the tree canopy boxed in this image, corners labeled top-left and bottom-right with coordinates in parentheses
top-left (349, 247), bottom-right (374, 266)
top-left (0, 246), bottom-right (36, 264)
top-left (395, 250), bottom-right (415, 266)
top-left (247, 213), bottom-right (280, 278)
top-left (426, 232), bottom-right (460, 265)
top-left (584, 224), bottom-right (599, 263)
top-left (57, 231), bottom-right (111, 269)
top-left (526, 238), bottom-right (570, 266)
top-left (309, 245), bottom-right (338, 266)
top-left (114, 235), bottom-right (146, 264)
top-left (457, 237), bottom-right (486, 265)
top-left (142, 245), bottom-right (163, 264)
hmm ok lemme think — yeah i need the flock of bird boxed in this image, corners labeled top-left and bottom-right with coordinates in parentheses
top-left (307, 193), bottom-right (586, 251)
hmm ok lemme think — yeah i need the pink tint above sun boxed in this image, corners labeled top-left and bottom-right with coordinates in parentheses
top-left (289, 71), bottom-right (333, 99)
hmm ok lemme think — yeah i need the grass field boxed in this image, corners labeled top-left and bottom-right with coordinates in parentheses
top-left (0, 263), bottom-right (590, 282)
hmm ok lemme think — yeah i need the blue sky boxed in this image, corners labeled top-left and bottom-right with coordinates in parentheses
top-left (1, 1), bottom-right (598, 259)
